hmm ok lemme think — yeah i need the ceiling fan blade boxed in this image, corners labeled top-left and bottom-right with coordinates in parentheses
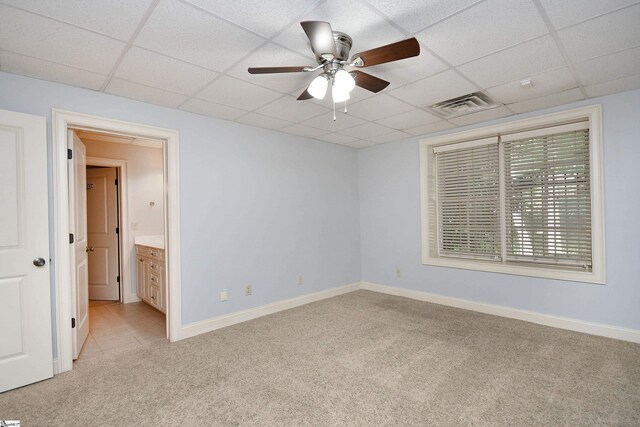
top-left (350, 37), bottom-right (420, 67)
top-left (248, 66), bottom-right (308, 74)
top-left (297, 89), bottom-right (313, 100)
top-left (300, 21), bottom-right (338, 60)
top-left (352, 71), bottom-right (390, 93)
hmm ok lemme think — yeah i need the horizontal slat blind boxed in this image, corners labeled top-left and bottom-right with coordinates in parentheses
top-left (503, 128), bottom-right (592, 268)
top-left (436, 142), bottom-right (501, 260)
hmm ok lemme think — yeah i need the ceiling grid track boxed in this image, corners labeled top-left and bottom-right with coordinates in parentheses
top-left (99, 0), bottom-right (162, 92)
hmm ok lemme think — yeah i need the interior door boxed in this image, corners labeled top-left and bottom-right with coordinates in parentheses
top-left (68, 130), bottom-right (89, 360)
top-left (0, 109), bottom-right (52, 392)
top-left (86, 167), bottom-right (120, 301)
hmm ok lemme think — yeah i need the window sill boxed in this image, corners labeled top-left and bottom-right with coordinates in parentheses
top-left (422, 256), bottom-right (605, 284)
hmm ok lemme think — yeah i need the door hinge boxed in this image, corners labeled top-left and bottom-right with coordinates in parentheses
top-left (67, 149), bottom-right (73, 160)
top-left (69, 233), bottom-right (74, 244)
top-left (115, 227), bottom-right (119, 234)
top-left (115, 178), bottom-right (118, 186)
top-left (117, 275), bottom-right (120, 283)
top-left (71, 317), bottom-right (76, 328)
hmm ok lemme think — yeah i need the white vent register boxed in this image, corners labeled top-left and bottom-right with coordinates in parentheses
top-left (428, 92), bottom-right (499, 118)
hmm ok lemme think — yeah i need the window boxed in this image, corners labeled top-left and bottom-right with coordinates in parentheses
top-left (421, 106), bottom-right (605, 283)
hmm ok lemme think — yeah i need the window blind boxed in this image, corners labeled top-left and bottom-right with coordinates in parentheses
top-left (502, 123), bottom-right (592, 269)
top-left (435, 139), bottom-right (501, 260)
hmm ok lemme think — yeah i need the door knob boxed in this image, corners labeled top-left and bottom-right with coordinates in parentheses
top-left (33, 257), bottom-right (46, 267)
top-left (86, 246), bottom-right (95, 252)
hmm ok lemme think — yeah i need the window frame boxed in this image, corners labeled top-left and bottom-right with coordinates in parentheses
top-left (420, 105), bottom-right (605, 284)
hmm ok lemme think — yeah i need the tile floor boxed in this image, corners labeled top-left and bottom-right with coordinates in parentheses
top-left (77, 300), bottom-right (166, 362)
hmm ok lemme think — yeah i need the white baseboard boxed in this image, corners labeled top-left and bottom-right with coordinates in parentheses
top-left (361, 282), bottom-right (640, 344)
top-left (181, 282), bottom-right (361, 339)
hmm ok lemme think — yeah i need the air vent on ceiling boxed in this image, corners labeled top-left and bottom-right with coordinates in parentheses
top-left (426, 92), bottom-right (499, 119)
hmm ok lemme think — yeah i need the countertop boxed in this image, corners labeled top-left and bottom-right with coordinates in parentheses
top-left (134, 235), bottom-right (164, 249)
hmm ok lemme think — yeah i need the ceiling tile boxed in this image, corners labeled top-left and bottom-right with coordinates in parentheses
top-left (236, 112), bottom-right (293, 130)
top-left (0, 5), bottom-right (126, 74)
top-left (457, 36), bottom-right (565, 89)
top-left (228, 43), bottom-right (314, 93)
top-left (346, 94), bottom-right (416, 121)
top-left (197, 75), bottom-right (282, 111)
top-left (2, 0), bottom-right (154, 41)
top-left (302, 112), bottom-right (366, 131)
top-left (363, 50), bottom-right (448, 91)
top-left (114, 47), bottom-right (217, 95)
top-left (486, 67), bottom-right (577, 104)
top-left (448, 106), bottom-right (513, 126)
top-left (389, 70), bottom-right (477, 107)
top-left (0, 50), bottom-right (106, 90)
top-left (364, 0), bottom-right (483, 33)
top-left (507, 88), bottom-right (584, 113)
top-left (105, 78), bottom-right (189, 108)
top-left (558, 4), bottom-right (640, 62)
top-left (183, 0), bottom-right (318, 38)
top-left (314, 133), bottom-right (359, 145)
top-left (538, 0), bottom-right (640, 30)
top-left (584, 74), bottom-right (640, 98)
top-left (574, 47), bottom-right (640, 86)
top-left (338, 122), bottom-right (396, 139)
top-left (272, 0), bottom-right (405, 59)
top-left (280, 124), bottom-right (329, 138)
top-left (346, 140), bottom-right (380, 149)
top-left (180, 98), bottom-right (247, 120)
top-left (377, 109), bottom-right (441, 130)
top-left (418, 0), bottom-right (548, 66)
top-left (135, 0), bottom-right (264, 72)
top-left (255, 95), bottom-right (329, 122)
top-left (404, 120), bottom-right (455, 135)
top-left (367, 130), bottom-right (412, 143)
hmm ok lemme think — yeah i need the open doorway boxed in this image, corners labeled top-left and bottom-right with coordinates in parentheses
top-left (52, 109), bottom-right (182, 374)
top-left (69, 128), bottom-right (168, 361)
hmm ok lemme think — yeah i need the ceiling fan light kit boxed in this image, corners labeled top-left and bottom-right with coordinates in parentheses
top-left (248, 21), bottom-right (420, 122)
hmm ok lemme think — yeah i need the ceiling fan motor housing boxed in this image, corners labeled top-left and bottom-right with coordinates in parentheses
top-left (330, 31), bottom-right (353, 61)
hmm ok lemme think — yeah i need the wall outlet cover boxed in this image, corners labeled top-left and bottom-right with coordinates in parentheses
top-left (244, 284), bottom-right (252, 296)
top-left (220, 289), bottom-right (228, 301)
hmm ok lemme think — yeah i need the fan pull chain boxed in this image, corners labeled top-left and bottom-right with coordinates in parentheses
top-left (333, 101), bottom-right (336, 121)
top-left (344, 101), bottom-right (348, 114)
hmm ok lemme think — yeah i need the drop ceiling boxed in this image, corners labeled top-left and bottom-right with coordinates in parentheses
top-left (1, 0), bottom-right (639, 149)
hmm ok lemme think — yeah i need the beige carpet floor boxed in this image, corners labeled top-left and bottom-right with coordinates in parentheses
top-left (1, 290), bottom-right (639, 426)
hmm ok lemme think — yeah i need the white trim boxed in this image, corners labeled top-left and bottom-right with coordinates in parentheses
top-left (360, 282), bottom-right (640, 343)
top-left (181, 283), bottom-right (361, 339)
top-left (52, 358), bottom-right (59, 375)
top-left (420, 105), bottom-right (606, 284)
top-left (52, 109), bottom-right (182, 375)
top-left (85, 157), bottom-right (132, 304)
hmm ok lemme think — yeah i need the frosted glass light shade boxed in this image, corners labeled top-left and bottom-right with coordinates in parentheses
top-left (334, 69), bottom-right (355, 93)
top-left (332, 84), bottom-right (350, 103)
top-left (308, 75), bottom-right (328, 99)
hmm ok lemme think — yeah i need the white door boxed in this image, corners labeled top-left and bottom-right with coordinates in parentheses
top-left (0, 109), bottom-right (52, 392)
top-left (68, 130), bottom-right (89, 360)
top-left (87, 167), bottom-right (120, 301)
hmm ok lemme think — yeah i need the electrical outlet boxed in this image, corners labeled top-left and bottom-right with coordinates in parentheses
top-left (297, 275), bottom-right (303, 285)
top-left (244, 284), bottom-right (252, 296)
top-left (220, 289), bottom-right (228, 302)
top-left (131, 222), bottom-right (138, 231)
top-left (395, 268), bottom-right (402, 278)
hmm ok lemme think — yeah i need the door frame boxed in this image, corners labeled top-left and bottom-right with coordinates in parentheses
top-left (52, 109), bottom-right (182, 374)
top-left (85, 159), bottom-right (130, 304)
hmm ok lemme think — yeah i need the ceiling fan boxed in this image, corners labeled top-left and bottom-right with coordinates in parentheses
top-left (248, 21), bottom-right (420, 120)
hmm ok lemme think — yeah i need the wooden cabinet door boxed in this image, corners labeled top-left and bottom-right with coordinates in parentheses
top-left (136, 256), bottom-right (147, 301)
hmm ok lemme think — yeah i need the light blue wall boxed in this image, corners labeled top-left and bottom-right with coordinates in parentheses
top-left (0, 73), bottom-right (361, 353)
top-left (358, 89), bottom-right (640, 330)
